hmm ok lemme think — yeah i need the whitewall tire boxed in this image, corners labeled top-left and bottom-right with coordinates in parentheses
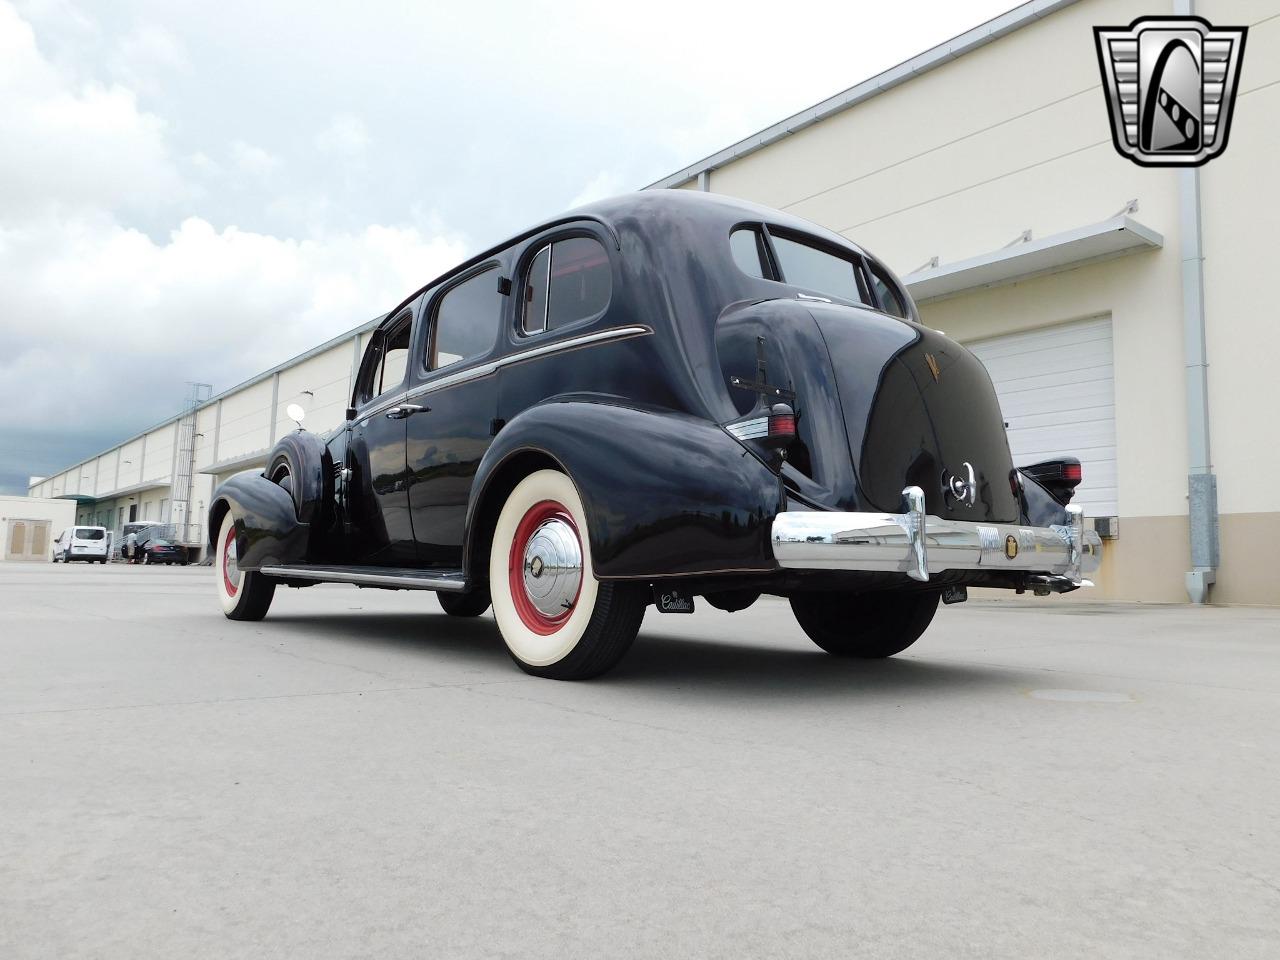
top-left (489, 469), bottom-right (646, 680)
top-left (215, 512), bottom-right (276, 621)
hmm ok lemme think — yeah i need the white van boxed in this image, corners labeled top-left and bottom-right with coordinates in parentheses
top-left (51, 526), bottom-right (109, 564)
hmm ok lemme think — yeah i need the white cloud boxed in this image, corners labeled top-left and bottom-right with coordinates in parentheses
top-left (0, 212), bottom-right (469, 430)
top-left (0, 1), bottom-right (183, 218)
top-left (568, 171), bottom-right (627, 209)
top-left (230, 139), bottom-right (281, 177)
top-left (315, 114), bottom-right (369, 157)
top-left (0, 0), bottom-right (472, 489)
top-left (108, 23), bottom-right (188, 92)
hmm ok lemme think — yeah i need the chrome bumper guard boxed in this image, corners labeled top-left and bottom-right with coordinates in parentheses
top-left (771, 485), bottom-right (1102, 589)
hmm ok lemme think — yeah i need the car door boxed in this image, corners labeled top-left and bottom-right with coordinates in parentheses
top-left (404, 264), bottom-right (504, 567)
top-left (344, 307), bottom-right (418, 565)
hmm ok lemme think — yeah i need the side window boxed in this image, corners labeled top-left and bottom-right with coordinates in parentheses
top-left (522, 236), bottom-right (611, 334)
top-left (770, 233), bottom-right (867, 305)
top-left (867, 264), bottom-right (909, 319)
top-left (379, 323), bottom-right (410, 393)
top-left (356, 315), bottom-right (412, 404)
top-left (729, 227), bottom-right (768, 279)
top-left (432, 267), bottom-right (500, 369)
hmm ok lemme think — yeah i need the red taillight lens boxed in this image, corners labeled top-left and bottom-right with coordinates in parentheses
top-left (1062, 462), bottom-right (1082, 482)
top-left (768, 413), bottom-right (796, 438)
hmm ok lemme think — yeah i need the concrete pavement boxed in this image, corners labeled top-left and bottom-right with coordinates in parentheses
top-left (2, 562), bottom-right (1278, 958)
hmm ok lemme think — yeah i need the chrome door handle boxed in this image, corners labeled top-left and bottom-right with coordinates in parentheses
top-left (385, 404), bottom-right (427, 419)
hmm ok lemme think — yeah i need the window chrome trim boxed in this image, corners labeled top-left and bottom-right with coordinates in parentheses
top-left (522, 244), bottom-right (552, 335)
top-left (353, 323), bottom-right (652, 425)
top-left (405, 324), bottom-right (653, 402)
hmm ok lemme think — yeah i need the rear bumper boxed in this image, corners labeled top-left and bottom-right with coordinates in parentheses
top-left (771, 485), bottom-right (1101, 589)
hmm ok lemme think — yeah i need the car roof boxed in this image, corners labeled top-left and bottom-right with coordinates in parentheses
top-left (376, 191), bottom-right (873, 331)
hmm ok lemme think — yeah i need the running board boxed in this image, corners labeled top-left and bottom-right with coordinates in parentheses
top-left (259, 564), bottom-right (469, 592)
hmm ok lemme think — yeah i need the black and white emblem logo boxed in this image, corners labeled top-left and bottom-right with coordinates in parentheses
top-left (1094, 16), bottom-right (1247, 167)
top-left (654, 588), bottom-right (695, 614)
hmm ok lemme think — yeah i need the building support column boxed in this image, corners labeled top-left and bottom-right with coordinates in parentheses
top-left (348, 332), bottom-right (363, 398)
top-left (1179, 163), bottom-right (1218, 602)
top-left (212, 400), bottom-right (223, 464)
top-left (268, 372), bottom-right (281, 445)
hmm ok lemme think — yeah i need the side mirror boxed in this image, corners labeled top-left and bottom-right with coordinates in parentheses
top-left (285, 403), bottom-right (307, 430)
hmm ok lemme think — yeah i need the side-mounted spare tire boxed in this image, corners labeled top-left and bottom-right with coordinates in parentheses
top-left (265, 431), bottom-right (334, 531)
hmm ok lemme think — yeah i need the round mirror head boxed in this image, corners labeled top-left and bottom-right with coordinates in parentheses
top-left (286, 403), bottom-right (306, 425)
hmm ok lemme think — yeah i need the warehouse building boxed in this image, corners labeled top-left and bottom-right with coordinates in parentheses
top-left (28, 0), bottom-right (1278, 603)
top-left (27, 317), bottom-right (382, 562)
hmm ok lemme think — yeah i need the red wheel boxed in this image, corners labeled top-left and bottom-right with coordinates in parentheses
top-left (489, 470), bottom-right (645, 680)
top-left (507, 499), bottom-right (583, 635)
top-left (215, 512), bottom-right (275, 621)
top-left (221, 523), bottom-right (238, 598)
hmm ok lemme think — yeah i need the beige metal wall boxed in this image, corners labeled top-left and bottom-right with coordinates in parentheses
top-left (1, 496), bottom-right (75, 562)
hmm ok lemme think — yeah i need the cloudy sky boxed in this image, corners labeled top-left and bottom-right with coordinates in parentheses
top-left (1, 0), bottom-right (1019, 494)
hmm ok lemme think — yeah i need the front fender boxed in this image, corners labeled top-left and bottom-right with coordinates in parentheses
top-left (467, 400), bottom-right (783, 579)
top-left (209, 470), bottom-right (310, 571)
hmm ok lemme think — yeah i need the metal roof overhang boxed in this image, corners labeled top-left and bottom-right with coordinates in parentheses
top-left (58, 480), bottom-right (172, 504)
top-left (200, 449), bottom-right (269, 477)
top-left (902, 215), bottom-right (1163, 304)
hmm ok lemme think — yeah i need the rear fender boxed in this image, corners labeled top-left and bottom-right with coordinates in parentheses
top-left (465, 400), bottom-right (783, 580)
top-left (209, 470), bottom-right (310, 571)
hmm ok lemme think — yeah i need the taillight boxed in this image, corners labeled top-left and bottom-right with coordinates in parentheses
top-left (767, 403), bottom-right (796, 441)
top-left (1019, 458), bottom-right (1083, 505)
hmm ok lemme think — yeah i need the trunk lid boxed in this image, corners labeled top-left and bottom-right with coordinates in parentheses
top-left (811, 304), bottom-right (1021, 523)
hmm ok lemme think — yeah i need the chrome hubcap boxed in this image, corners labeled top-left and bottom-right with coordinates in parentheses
top-left (521, 518), bottom-right (582, 618)
top-left (224, 537), bottom-right (239, 586)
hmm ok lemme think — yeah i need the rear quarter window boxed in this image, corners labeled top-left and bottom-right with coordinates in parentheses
top-left (522, 236), bottom-right (611, 335)
top-left (867, 265), bottom-right (909, 319)
top-left (770, 234), bottom-right (865, 304)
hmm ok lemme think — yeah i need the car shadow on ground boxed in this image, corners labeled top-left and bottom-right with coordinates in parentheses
top-left (263, 611), bottom-right (1029, 700)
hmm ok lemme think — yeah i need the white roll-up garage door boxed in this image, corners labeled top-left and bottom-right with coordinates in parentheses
top-left (967, 316), bottom-right (1118, 517)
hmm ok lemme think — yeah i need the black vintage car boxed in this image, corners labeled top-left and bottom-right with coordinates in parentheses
top-left (209, 191), bottom-right (1101, 679)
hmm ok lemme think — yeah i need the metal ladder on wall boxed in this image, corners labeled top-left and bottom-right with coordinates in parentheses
top-left (171, 381), bottom-right (212, 548)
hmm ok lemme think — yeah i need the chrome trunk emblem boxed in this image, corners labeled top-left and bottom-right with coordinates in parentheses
top-left (946, 462), bottom-right (977, 508)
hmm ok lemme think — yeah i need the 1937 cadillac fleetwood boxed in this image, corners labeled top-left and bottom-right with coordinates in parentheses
top-left (210, 191), bottom-right (1101, 679)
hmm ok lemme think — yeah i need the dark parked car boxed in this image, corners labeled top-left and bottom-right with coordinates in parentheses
top-left (136, 534), bottom-right (189, 565)
top-left (210, 191), bottom-right (1101, 679)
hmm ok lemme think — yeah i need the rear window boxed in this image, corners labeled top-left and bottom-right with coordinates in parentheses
top-left (770, 234), bottom-right (864, 304)
top-left (74, 528), bottom-right (104, 540)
